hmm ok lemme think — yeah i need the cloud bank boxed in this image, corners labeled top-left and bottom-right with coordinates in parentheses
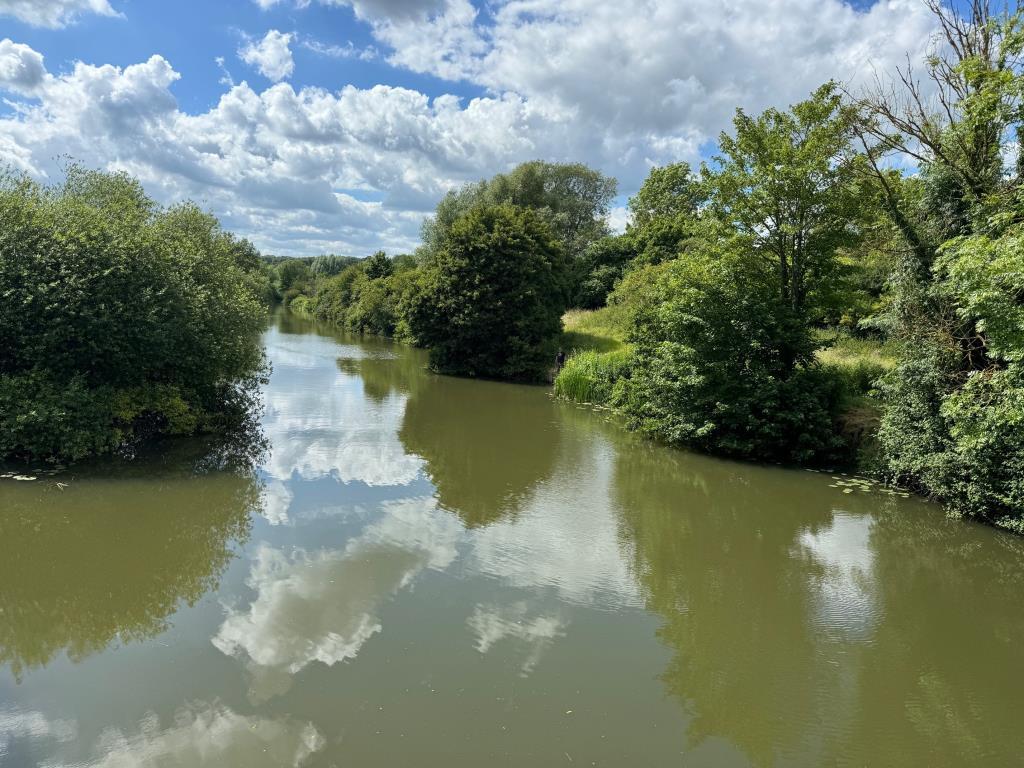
top-left (0, 0), bottom-right (939, 253)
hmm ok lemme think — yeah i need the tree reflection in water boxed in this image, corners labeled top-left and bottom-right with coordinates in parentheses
top-left (0, 428), bottom-right (267, 681)
top-left (613, 442), bottom-right (1024, 766)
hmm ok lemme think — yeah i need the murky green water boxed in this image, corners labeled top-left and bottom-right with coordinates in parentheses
top-left (2, 311), bottom-right (1023, 767)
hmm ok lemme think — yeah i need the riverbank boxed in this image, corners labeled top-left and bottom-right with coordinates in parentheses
top-left (556, 307), bottom-right (894, 469)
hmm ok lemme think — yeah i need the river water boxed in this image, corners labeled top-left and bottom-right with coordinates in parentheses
top-left (1, 311), bottom-right (1022, 767)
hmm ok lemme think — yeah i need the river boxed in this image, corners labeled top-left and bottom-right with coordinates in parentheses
top-left (1, 310), bottom-right (1022, 767)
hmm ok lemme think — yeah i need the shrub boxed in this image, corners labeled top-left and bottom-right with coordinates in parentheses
top-left (0, 166), bottom-right (267, 462)
top-left (620, 242), bottom-right (845, 464)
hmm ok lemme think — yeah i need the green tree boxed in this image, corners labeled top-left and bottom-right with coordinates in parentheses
top-left (0, 165), bottom-right (267, 462)
top-left (421, 161), bottom-right (617, 261)
top-left (406, 204), bottom-right (570, 381)
top-left (705, 82), bottom-right (868, 331)
top-left (620, 230), bottom-right (843, 463)
top-left (573, 234), bottom-right (636, 309)
top-left (858, 2), bottom-right (1024, 529)
top-left (626, 161), bottom-right (706, 266)
top-left (364, 249), bottom-right (393, 280)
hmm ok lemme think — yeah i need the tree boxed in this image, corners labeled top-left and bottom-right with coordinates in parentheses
top-left (364, 250), bottom-right (393, 280)
top-left (856, 1), bottom-right (1024, 530)
top-left (626, 162), bottom-right (706, 266)
top-left (705, 82), bottom-right (868, 334)
top-left (406, 204), bottom-right (570, 381)
top-left (573, 234), bottom-right (636, 309)
top-left (421, 161), bottom-right (617, 261)
top-left (619, 228), bottom-right (844, 463)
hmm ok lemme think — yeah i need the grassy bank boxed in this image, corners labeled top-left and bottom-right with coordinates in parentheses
top-left (560, 307), bottom-right (630, 353)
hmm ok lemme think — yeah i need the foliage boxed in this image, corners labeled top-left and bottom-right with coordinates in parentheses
top-left (861, 4), bottom-right (1024, 530)
top-left (364, 250), bottom-right (393, 280)
top-left (706, 82), bottom-right (869, 325)
top-left (421, 160), bottom-right (617, 261)
top-left (0, 165), bottom-right (267, 462)
top-left (626, 161), bottom-right (706, 266)
top-left (572, 234), bottom-right (636, 308)
top-left (619, 238), bottom-right (845, 464)
top-left (879, 217), bottom-right (1024, 530)
top-left (310, 253), bottom-right (359, 277)
top-left (406, 203), bottom-right (570, 381)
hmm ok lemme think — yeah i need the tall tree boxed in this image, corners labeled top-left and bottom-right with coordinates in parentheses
top-left (421, 161), bottom-right (617, 261)
top-left (704, 82), bottom-right (868, 334)
top-left (407, 204), bottom-right (570, 381)
top-left (857, 1), bottom-right (1024, 530)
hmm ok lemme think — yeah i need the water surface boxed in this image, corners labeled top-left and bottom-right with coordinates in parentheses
top-left (2, 311), bottom-right (1022, 767)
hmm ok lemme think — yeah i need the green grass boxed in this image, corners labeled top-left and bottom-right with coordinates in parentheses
top-left (814, 329), bottom-right (898, 371)
top-left (561, 307), bottom-right (631, 353)
top-left (554, 348), bottom-right (632, 405)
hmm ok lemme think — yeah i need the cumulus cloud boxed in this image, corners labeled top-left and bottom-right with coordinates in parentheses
top-left (0, 39), bottom-right (47, 93)
top-left (239, 29), bottom-right (295, 82)
top-left (0, 1), bottom-right (944, 253)
top-left (0, 0), bottom-right (119, 28)
top-left (0, 42), bottom-right (537, 254)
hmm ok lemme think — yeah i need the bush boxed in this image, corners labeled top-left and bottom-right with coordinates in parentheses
top-left (406, 203), bottom-right (571, 381)
top-left (619, 243), bottom-right (845, 464)
top-left (554, 348), bottom-right (633, 404)
top-left (877, 222), bottom-right (1024, 531)
top-left (0, 166), bottom-right (267, 462)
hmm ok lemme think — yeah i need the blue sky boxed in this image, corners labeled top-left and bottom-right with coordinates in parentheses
top-left (0, 0), bottom-right (947, 255)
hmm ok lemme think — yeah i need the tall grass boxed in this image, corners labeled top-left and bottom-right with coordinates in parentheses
top-left (561, 307), bottom-right (631, 353)
top-left (554, 348), bottom-right (633, 405)
top-left (814, 329), bottom-right (898, 371)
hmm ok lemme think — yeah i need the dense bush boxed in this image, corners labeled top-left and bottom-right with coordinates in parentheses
top-left (406, 203), bottom-right (570, 381)
top-left (619, 244), bottom-right (845, 463)
top-left (878, 222), bottom-right (1024, 531)
top-left (0, 166), bottom-right (267, 462)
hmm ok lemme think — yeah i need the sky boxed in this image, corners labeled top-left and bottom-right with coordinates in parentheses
top-left (0, 0), bottom-right (943, 256)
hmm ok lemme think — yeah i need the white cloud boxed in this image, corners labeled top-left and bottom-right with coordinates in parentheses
top-left (0, 39), bottom-right (46, 93)
top-left (0, 0), bottom-right (119, 28)
top-left (75, 703), bottom-right (322, 768)
top-left (239, 30), bottom-right (295, 83)
top-left (0, 43), bottom-right (544, 254)
top-left (0, 1), bottom-right (943, 253)
top-left (302, 37), bottom-right (378, 61)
